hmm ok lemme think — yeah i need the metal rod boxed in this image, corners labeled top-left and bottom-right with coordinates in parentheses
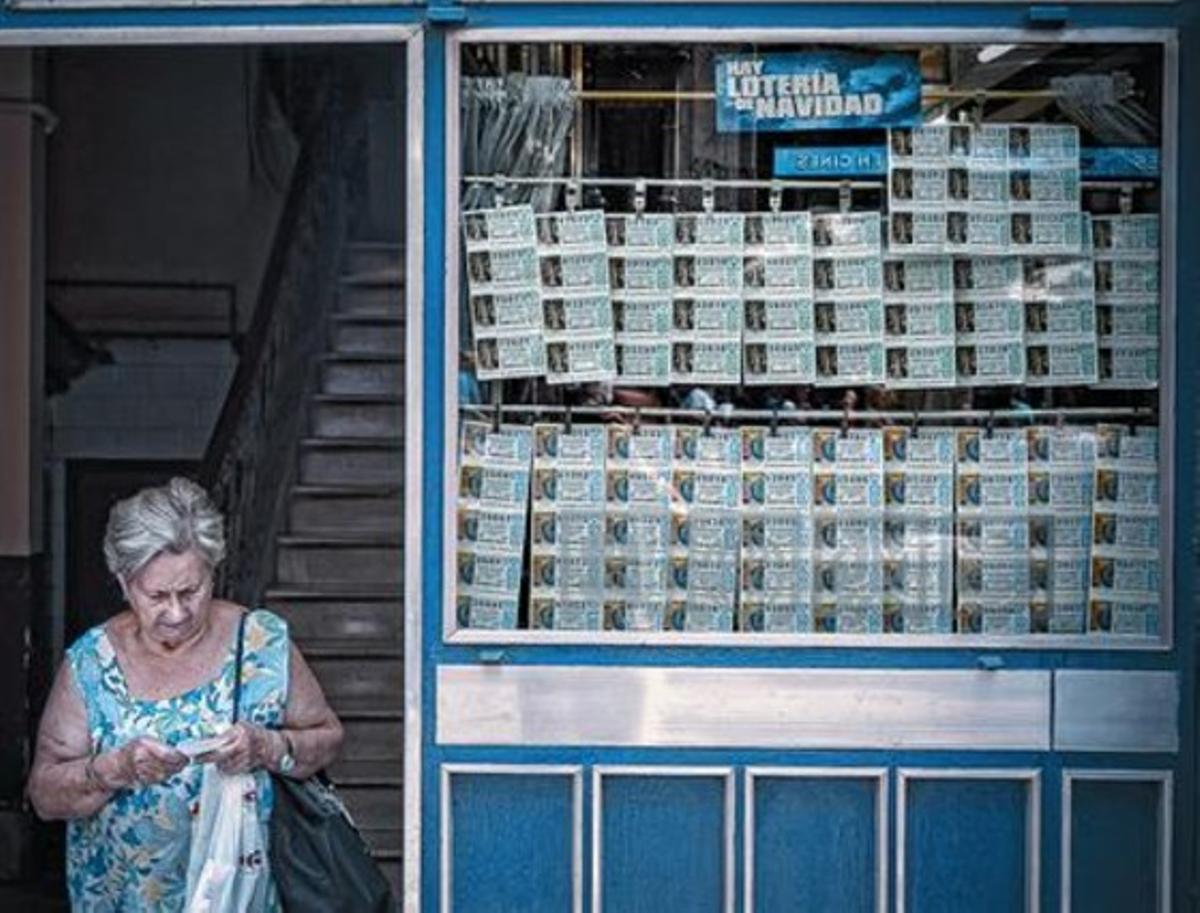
top-left (463, 174), bottom-right (883, 191)
top-left (462, 403), bottom-right (1153, 424)
top-left (575, 88), bottom-right (1060, 104)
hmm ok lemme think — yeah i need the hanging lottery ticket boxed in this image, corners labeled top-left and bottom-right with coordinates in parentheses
top-left (671, 213), bottom-right (745, 385)
top-left (528, 423), bottom-right (607, 631)
top-left (812, 212), bottom-right (885, 387)
top-left (811, 428), bottom-right (885, 634)
top-left (882, 427), bottom-right (955, 634)
top-left (739, 425), bottom-right (815, 633)
top-left (536, 209), bottom-right (616, 384)
top-left (455, 421), bottom-right (533, 629)
top-left (955, 427), bottom-right (1031, 635)
top-left (743, 211), bottom-right (815, 386)
top-left (952, 255), bottom-right (1026, 387)
top-left (1026, 426), bottom-right (1096, 634)
top-left (1089, 424), bottom-right (1161, 635)
top-left (1021, 216), bottom-right (1098, 387)
top-left (603, 424), bottom-right (675, 632)
top-left (883, 257), bottom-right (956, 389)
top-left (609, 213), bottom-right (675, 386)
top-left (463, 205), bottom-right (546, 379)
top-left (1092, 214), bottom-right (1160, 390)
top-left (665, 427), bottom-right (741, 632)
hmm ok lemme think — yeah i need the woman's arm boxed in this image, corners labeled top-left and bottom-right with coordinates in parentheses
top-left (27, 663), bottom-right (186, 820)
top-left (277, 642), bottom-right (344, 779)
top-left (27, 663), bottom-right (110, 820)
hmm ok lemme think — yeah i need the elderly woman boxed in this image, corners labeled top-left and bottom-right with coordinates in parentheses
top-left (27, 477), bottom-right (343, 910)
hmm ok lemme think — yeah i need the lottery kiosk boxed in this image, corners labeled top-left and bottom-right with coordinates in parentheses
top-left (435, 21), bottom-right (1188, 913)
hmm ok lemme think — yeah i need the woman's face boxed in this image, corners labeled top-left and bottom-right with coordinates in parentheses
top-left (124, 548), bottom-right (214, 648)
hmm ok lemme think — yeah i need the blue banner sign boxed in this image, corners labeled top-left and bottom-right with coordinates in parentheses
top-left (715, 52), bottom-right (922, 134)
top-left (774, 145), bottom-right (888, 178)
top-left (1080, 146), bottom-right (1160, 180)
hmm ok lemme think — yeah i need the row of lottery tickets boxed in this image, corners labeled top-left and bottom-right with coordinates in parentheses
top-left (463, 204), bottom-right (1158, 390)
top-left (455, 419), bottom-right (1161, 636)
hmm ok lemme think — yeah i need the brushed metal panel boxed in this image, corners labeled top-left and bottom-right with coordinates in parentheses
top-left (437, 665), bottom-right (1051, 750)
top-left (1054, 671), bottom-right (1178, 753)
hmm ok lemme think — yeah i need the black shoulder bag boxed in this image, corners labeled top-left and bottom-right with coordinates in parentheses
top-left (233, 612), bottom-right (395, 913)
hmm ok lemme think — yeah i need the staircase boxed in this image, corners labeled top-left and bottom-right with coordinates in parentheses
top-left (263, 240), bottom-right (405, 895)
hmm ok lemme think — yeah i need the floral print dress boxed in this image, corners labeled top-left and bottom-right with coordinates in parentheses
top-left (65, 609), bottom-right (289, 912)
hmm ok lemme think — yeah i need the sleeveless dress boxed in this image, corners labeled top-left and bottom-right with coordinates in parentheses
top-left (65, 609), bottom-right (290, 912)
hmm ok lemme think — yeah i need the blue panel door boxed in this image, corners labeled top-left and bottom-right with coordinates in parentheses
top-left (903, 777), bottom-right (1030, 913)
top-left (1069, 778), bottom-right (1163, 913)
top-left (752, 774), bottom-right (880, 913)
top-left (449, 771), bottom-right (577, 913)
top-left (599, 773), bottom-right (727, 913)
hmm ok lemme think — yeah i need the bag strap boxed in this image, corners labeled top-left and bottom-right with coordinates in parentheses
top-left (232, 611), bottom-right (248, 725)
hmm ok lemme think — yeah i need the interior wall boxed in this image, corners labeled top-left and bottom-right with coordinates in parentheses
top-left (46, 46), bottom-right (295, 333)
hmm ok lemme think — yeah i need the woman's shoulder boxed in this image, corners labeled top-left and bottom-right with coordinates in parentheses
top-left (65, 612), bottom-right (132, 664)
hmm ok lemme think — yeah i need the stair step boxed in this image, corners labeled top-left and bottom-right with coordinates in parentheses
top-left (269, 597), bottom-right (402, 643)
top-left (339, 716), bottom-right (403, 758)
top-left (339, 784), bottom-right (402, 832)
top-left (298, 640), bottom-right (403, 659)
top-left (343, 242), bottom-right (403, 276)
top-left (329, 758), bottom-right (403, 786)
top-left (275, 536), bottom-right (402, 585)
top-left (321, 357), bottom-right (404, 396)
top-left (308, 654), bottom-right (404, 707)
top-left (312, 396), bottom-right (404, 439)
top-left (299, 438), bottom-right (402, 486)
top-left (332, 314), bottom-right (404, 356)
top-left (337, 283), bottom-right (403, 316)
top-left (289, 486), bottom-right (402, 535)
top-left (360, 826), bottom-right (403, 856)
top-left (341, 267), bottom-right (403, 288)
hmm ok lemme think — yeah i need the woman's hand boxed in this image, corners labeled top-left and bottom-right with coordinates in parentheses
top-left (203, 722), bottom-right (279, 775)
top-left (96, 737), bottom-right (187, 789)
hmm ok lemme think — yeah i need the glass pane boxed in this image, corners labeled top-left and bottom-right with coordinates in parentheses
top-left (452, 39), bottom-right (1166, 642)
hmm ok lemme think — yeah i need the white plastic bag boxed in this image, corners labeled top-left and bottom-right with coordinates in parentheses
top-left (184, 766), bottom-right (271, 913)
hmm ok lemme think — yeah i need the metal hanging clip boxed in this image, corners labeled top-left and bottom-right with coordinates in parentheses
top-left (565, 178), bottom-right (581, 213)
top-left (702, 178), bottom-right (716, 214)
top-left (633, 179), bottom-right (647, 216)
top-left (838, 180), bottom-right (853, 213)
top-left (768, 181), bottom-right (784, 214)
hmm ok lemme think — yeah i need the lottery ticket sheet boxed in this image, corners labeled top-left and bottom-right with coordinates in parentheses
top-left (603, 425), bottom-right (675, 631)
top-left (528, 423), bottom-right (607, 631)
top-left (740, 426), bottom-right (814, 633)
top-left (811, 429), bottom-right (885, 633)
top-left (456, 421), bottom-right (533, 629)
top-left (608, 213), bottom-right (676, 386)
top-left (1089, 425), bottom-right (1161, 635)
top-left (743, 212), bottom-right (815, 386)
top-left (1027, 426), bottom-right (1096, 633)
top-left (887, 124), bottom-right (1083, 256)
top-left (883, 427), bottom-right (955, 634)
top-left (670, 213), bottom-right (745, 385)
top-left (537, 209), bottom-right (616, 384)
top-left (463, 205), bottom-right (546, 379)
top-left (1092, 215), bottom-right (1160, 390)
top-left (813, 215), bottom-right (885, 386)
top-left (1021, 225), bottom-right (1099, 387)
top-left (665, 427), bottom-right (740, 632)
top-left (955, 428), bottom-right (1032, 634)
top-left (953, 255), bottom-right (1025, 386)
top-left (883, 257), bottom-right (956, 389)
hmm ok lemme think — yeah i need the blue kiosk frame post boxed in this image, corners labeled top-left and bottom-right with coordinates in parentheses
top-left (422, 7), bottom-right (1199, 913)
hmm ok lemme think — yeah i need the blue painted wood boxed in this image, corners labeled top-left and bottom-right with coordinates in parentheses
top-left (753, 775), bottom-right (877, 913)
top-left (600, 774), bottom-right (726, 913)
top-left (449, 772), bottom-right (575, 913)
top-left (904, 778), bottom-right (1028, 913)
top-left (1070, 779), bottom-right (1161, 913)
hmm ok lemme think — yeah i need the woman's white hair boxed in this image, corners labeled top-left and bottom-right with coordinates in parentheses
top-left (103, 477), bottom-right (226, 583)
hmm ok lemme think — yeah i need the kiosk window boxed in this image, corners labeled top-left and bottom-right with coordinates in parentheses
top-left (450, 39), bottom-right (1168, 644)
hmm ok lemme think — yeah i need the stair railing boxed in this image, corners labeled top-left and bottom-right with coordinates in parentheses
top-left (201, 69), bottom-right (361, 605)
